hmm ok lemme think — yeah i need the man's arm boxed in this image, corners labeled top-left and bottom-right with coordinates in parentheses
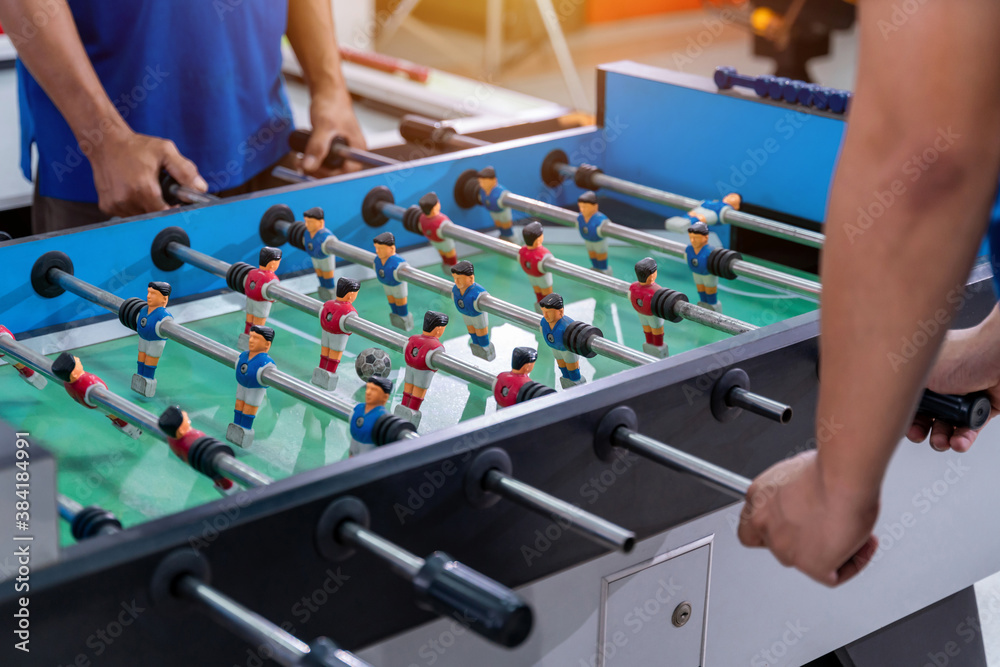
top-left (0, 0), bottom-right (205, 216)
top-left (739, 0), bottom-right (1000, 585)
top-left (286, 0), bottom-right (366, 175)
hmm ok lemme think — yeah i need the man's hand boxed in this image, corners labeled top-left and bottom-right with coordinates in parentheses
top-left (89, 131), bottom-right (207, 218)
top-left (908, 304), bottom-right (1000, 453)
top-left (738, 450), bottom-right (880, 586)
top-left (299, 88), bottom-right (367, 177)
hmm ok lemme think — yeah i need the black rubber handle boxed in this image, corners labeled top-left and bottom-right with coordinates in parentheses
top-left (289, 130), bottom-right (347, 171)
top-left (918, 389), bottom-right (992, 430)
top-left (159, 171), bottom-right (182, 206)
top-left (412, 551), bottom-right (532, 648)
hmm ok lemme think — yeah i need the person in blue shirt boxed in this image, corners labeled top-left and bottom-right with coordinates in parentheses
top-left (685, 222), bottom-right (721, 312)
top-left (539, 292), bottom-right (583, 388)
top-left (476, 166), bottom-right (516, 242)
top-left (229, 325), bottom-right (276, 448)
top-left (132, 281), bottom-right (174, 398)
top-left (3, 1), bottom-right (365, 234)
top-left (665, 193), bottom-right (742, 233)
top-left (302, 206), bottom-right (337, 301)
top-left (373, 232), bottom-right (413, 331)
top-left (576, 191), bottom-right (611, 274)
top-left (349, 376), bottom-right (393, 457)
top-left (450, 260), bottom-right (495, 361)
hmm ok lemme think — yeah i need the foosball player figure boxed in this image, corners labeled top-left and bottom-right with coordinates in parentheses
top-left (159, 406), bottom-right (236, 495)
top-left (313, 277), bottom-right (360, 391)
top-left (630, 258), bottom-right (669, 359)
top-left (418, 192), bottom-right (458, 271)
top-left (395, 310), bottom-right (449, 427)
top-left (131, 281), bottom-right (174, 397)
top-left (493, 347), bottom-right (538, 408)
top-left (450, 261), bottom-right (495, 361)
top-left (576, 191), bottom-right (611, 275)
top-left (519, 221), bottom-right (554, 313)
top-left (349, 376), bottom-right (393, 457)
top-left (51, 352), bottom-right (141, 439)
top-left (686, 222), bottom-right (722, 312)
top-left (229, 325), bottom-right (276, 447)
top-left (539, 293), bottom-right (584, 389)
top-left (302, 207), bottom-right (337, 301)
top-left (665, 193), bottom-right (742, 233)
top-left (476, 166), bottom-right (516, 242)
top-left (239, 246), bottom-right (282, 350)
top-left (373, 232), bottom-right (414, 331)
top-left (0, 325), bottom-right (46, 390)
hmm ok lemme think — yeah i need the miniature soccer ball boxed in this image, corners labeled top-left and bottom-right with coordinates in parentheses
top-left (356, 347), bottom-right (392, 381)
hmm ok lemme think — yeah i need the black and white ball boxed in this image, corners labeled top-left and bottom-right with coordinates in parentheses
top-left (355, 347), bottom-right (392, 381)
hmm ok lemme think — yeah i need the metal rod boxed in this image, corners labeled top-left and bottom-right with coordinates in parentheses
top-left (213, 454), bottom-right (275, 488)
top-left (555, 162), bottom-right (826, 249)
top-left (331, 142), bottom-right (399, 168)
top-left (57, 494), bottom-right (83, 523)
top-left (169, 185), bottom-right (219, 205)
top-left (498, 191), bottom-right (821, 298)
top-left (727, 387), bottom-right (792, 424)
top-left (612, 427), bottom-right (751, 498)
top-left (338, 521), bottom-right (424, 578)
top-left (176, 575), bottom-right (310, 666)
top-left (483, 469), bottom-right (635, 552)
top-left (271, 166), bottom-right (315, 184)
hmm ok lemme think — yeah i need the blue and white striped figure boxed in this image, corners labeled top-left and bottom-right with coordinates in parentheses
top-left (666, 193), bottom-right (742, 233)
top-left (132, 281), bottom-right (174, 398)
top-left (450, 261), bottom-right (495, 361)
top-left (228, 325), bottom-right (276, 448)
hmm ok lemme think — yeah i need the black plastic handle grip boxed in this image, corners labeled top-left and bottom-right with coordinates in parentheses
top-left (918, 389), bottom-right (992, 430)
top-left (289, 130), bottom-right (348, 171)
top-left (412, 551), bottom-right (532, 648)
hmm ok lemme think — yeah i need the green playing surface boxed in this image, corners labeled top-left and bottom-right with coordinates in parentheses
top-left (0, 242), bottom-right (817, 545)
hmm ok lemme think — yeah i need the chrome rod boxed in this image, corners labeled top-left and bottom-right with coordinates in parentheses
top-left (727, 388), bottom-right (793, 424)
top-left (338, 522), bottom-right (424, 578)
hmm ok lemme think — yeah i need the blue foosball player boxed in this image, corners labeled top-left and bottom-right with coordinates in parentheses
top-left (685, 222), bottom-right (722, 313)
top-left (476, 166), bottom-right (518, 242)
top-left (576, 191), bottom-right (611, 275)
top-left (450, 260), bottom-right (496, 361)
top-left (349, 376), bottom-right (393, 457)
top-left (539, 293), bottom-right (584, 389)
top-left (665, 193), bottom-right (742, 232)
top-left (131, 281), bottom-right (174, 398)
top-left (302, 207), bottom-right (337, 302)
top-left (373, 232), bottom-right (414, 331)
top-left (229, 325), bottom-right (276, 448)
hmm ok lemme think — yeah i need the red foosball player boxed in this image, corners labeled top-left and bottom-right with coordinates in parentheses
top-left (395, 311), bottom-right (449, 428)
top-left (518, 221), bottom-right (555, 313)
top-left (313, 277), bottom-right (360, 391)
top-left (50, 352), bottom-right (141, 439)
top-left (493, 347), bottom-right (537, 408)
top-left (239, 246), bottom-right (282, 350)
top-left (417, 192), bottom-right (458, 271)
top-left (630, 257), bottom-right (669, 359)
top-left (0, 325), bottom-right (47, 390)
top-left (158, 406), bottom-right (237, 496)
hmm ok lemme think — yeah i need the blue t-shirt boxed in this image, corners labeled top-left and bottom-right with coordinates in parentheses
top-left (577, 212), bottom-right (607, 242)
top-left (374, 255), bottom-right (405, 286)
top-left (350, 403), bottom-right (387, 444)
top-left (990, 187), bottom-right (1000, 299)
top-left (18, 1), bottom-right (293, 201)
top-left (686, 244), bottom-right (712, 276)
top-left (137, 305), bottom-right (171, 342)
top-left (303, 228), bottom-right (333, 259)
top-left (236, 351), bottom-right (274, 389)
top-left (452, 283), bottom-right (486, 316)
top-left (540, 316), bottom-right (572, 352)
top-left (479, 185), bottom-right (508, 212)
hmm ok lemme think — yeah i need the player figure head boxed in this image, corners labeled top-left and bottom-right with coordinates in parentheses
top-left (336, 277), bottom-right (361, 303)
top-left (304, 207), bottom-right (325, 234)
top-left (511, 347), bottom-right (537, 375)
top-left (722, 193), bottom-right (742, 210)
top-left (259, 247), bottom-right (282, 272)
top-left (577, 191), bottom-right (599, 220)
top-left (51, 352), bottom-right (84, 383)
top-left (688, 222), bottom-right (709, 252)
top-left (422, 310), bottom-right (449, 338)
top-left (365, 376), bottom-right (392, 408)
top-left (373, 232), bottom-right (397, 261)
top-left (147, 281), bottom-right (171, 310)
top-left (419, 192), bottom-right (441, 217)
top-left (539, 293), bottom-right (565, 324)
top-left (634, 258), bottom-right (658, 286)
top-left (522, 221), bottom-right (545, 249)
top-left (248, 325), bottom-right (275, 355)
top-left (158, 405), bottom-right (192, 439)
top-left (450, 261), bottom-right (476, 291)
top-left (477, 166), bottom-right (498, 193)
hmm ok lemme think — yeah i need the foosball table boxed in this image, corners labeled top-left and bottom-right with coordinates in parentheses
top-left (2, 62), bottom-right (1000, 667)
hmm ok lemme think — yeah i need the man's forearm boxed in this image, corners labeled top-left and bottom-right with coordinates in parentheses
top-left (818, 0), bottom-right (1000, 498)
top-left (0, 0), bottom-right (129, 145)
top-left (286, 0), bottom-right (346, 97)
